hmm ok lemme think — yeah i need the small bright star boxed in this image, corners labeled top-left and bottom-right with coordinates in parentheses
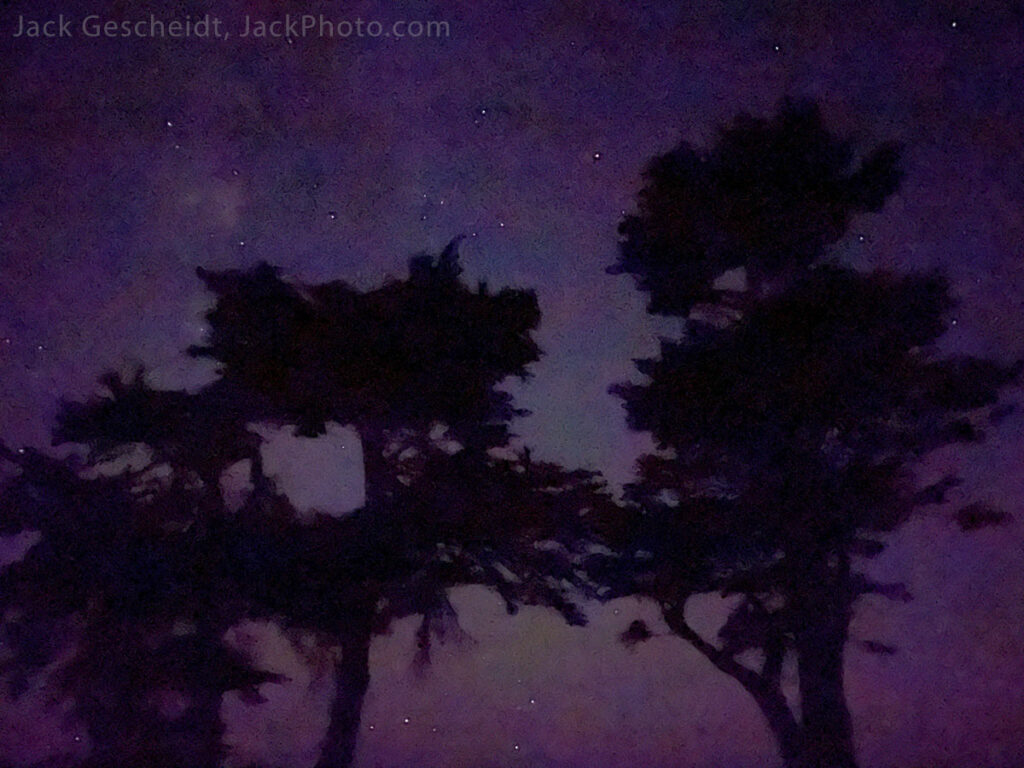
top-left (529, 698), bottom-right (536, 705)
top-left (592, 151), bottom-right (602, 161)
top-left (368, 724), bottom-right (375, 731)
top-left (499, 221), bottom-right (505, 228)
top-left (402, 717), bottom-right (410, 724)
top-left (513, 743), bottom-right (521, 752)
top-left (166, 120), bottom-right (173, 127)
top-left (239, 241), bottom-right (245, 246)
top-left (951, 20), bottom-right (958, 28)
top-left (328, 211), bottom-right (337, 220)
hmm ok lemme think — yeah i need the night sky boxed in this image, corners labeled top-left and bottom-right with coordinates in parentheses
top-left (2, 1), bottom-right (1024, 766)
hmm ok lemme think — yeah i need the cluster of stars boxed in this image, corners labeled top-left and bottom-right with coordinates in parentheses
top-left (0, 337), bottom-right (47, 352)
top-left (365, 692), bottom-right (538, 755)
top-left (165, 117), bottom-right (182, 150)
top-left (415, 189), bottom-right (512, 235)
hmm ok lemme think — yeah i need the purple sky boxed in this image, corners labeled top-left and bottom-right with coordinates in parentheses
top-left (2, 1), bottom-right (1024, 765)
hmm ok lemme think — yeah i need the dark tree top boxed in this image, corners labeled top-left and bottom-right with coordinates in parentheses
top-left (610, 99), bottom-right (903, 316)
top-left (189, 238), bottom-right (541, 441)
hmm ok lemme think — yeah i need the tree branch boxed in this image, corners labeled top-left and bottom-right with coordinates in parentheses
top-left (661, 601), bottom-right (800, 760)
top-left (661, 602), bottom-right (768, 693)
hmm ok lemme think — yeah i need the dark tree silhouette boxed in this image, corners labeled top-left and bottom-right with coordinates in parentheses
top-left (26, 238), bottom-right (610, 768)
top-left (595, 100), bottom-right (1019, 768)
top-left (184, 239), bottom-right (609, 768)
top-left (0, 441), bottom-right (281, 768)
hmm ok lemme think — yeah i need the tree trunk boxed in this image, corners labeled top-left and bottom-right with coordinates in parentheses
top-left (184, 619), bottom-right (230, 768)
top-left (183, 682), bottom-right (227, 768)
top-left (793, 608), bottom-right (857, 768)
top-left (358, 425), bottom-right (392, 510)
top-left (317, 615), bottom-right (374, 768)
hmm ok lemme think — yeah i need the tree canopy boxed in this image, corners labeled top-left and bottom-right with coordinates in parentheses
top-left (597, 100), bottom-right (1019, 768)
top-left (2, 239), bottom-right (611, 768)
